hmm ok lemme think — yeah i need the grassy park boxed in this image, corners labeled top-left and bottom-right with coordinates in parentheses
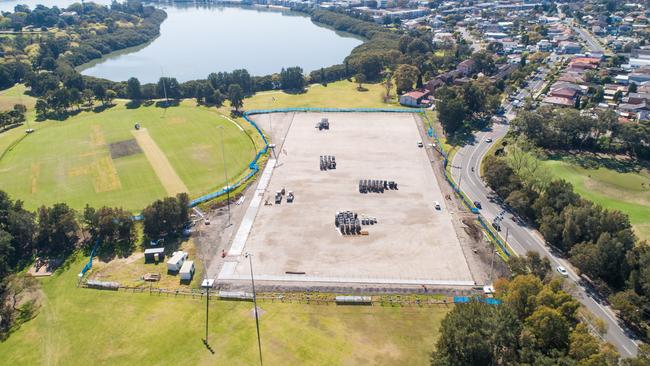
top-left (543, 156), bottom-right (650, 241)
top-left (0, 97), bottom-right (257, 212)
top-left (237, 80), bottom-right (398, 111)
top-left (0, 256), bottom-right (449, 365)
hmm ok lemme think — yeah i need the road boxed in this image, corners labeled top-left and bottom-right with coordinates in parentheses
top-left (449, 60), bottom-right (639, 357)
top-left (572, 25), bottom-right (605, 53)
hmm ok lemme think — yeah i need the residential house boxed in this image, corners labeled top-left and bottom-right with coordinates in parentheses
top-left (399, 90), bottom-right (431, 107)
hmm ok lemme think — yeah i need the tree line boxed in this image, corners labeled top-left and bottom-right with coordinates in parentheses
top-left (431, 266), bottom-right (650, 365)
top-left (482, 152), bottom-right (650, 338)
top-left (436, 79), bottom-right (502, 137)
top-left (512, 107), bottom-right (650, 159)
top-left (0, 189), bottom-right (191, 339)
top-left (0, 104), bottom-right (26, 132)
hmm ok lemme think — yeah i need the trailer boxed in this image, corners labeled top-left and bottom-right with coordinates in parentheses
top-left (166, 251), bottom-right (188, 272)
top-left (179, 260), bottom-right (195, 281)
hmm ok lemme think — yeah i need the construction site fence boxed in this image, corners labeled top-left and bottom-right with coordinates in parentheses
top-left (78, 283), bottom-right (496, 306)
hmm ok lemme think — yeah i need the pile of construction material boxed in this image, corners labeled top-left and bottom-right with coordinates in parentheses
top-left (358, 179), bottom-right (397, 193)
top-left (320, 155), bottom-right (336, 171)
top-left (335, 211), bottom-right (361, 235)
top-left (335, 211), bottom-right (377, 235)
top-left (315, 118), bottom-right (330, 130)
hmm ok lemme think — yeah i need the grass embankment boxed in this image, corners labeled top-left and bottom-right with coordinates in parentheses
top-left (0, 97), bottom-right (256, 212)
top-left (543, 156), bottom-right (650, 241)
top-left (0, 256), bottom-right (450, 365)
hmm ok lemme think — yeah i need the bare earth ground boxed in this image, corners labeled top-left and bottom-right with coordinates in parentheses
top-left (220, 112), bottom-right (473, 285)
top-left (196, 112), bottom-right (507, 291)
top-left (132, 128), bottom-right (188, 195)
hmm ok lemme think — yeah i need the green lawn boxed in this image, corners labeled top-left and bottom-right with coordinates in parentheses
top-left (543, 158), bottom-right (650, 241)
top-left (0, 257), bottom-right (450, 365)
top-left (236, 80), bottom-right (400, 111)
top-left (0, 100), bottom-right (256, 212)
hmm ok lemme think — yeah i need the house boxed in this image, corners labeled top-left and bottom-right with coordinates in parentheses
top-left (559, 41), bottom-right (582, 54)
top-left (399, 90), bottom-right (431, 107)
top-left (433, 32), bottom-right (455, 46)
top-left (179, 260), bottom-right (195, 281)
top-left (542, 96), bottom-right (576, 107)
top-left (457, 59), bottom-right (476, 76)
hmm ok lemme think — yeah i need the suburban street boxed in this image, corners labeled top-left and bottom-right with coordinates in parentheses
top-left (449, 62), bottom-right (639, 357)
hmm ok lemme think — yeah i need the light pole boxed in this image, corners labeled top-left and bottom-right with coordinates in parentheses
top-left (219, 126), bottom-right (231, 227)
top-left (245, 252), bottom-right (263, 366)
top-left (201, 278), bottom-right (214, 346)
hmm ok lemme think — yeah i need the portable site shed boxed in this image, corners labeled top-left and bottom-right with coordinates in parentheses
top-left (167, 251), bottom-right (188, 272)
top-left (144, 247), bottom-right (165, 263)
top-left (179, 260), bottom-right (195, 281)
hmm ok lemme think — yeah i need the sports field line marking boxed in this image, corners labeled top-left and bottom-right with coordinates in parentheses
top-left (132, 128), bottom-right (188, 196)
top-left (223, 115), bottom-right (244, 132)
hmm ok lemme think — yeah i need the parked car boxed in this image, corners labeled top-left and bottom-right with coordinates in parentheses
top-left (485, 138), bottom-right (493, 143)
top-left (434, 201), bottom-right (441, 210)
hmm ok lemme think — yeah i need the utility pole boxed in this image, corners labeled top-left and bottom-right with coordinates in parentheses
top-left (245, 253), bottom-right (263, 366)
top-left (219, 126), bottom-right (231, 227)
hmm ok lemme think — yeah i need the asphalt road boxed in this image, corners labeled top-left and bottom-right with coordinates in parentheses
top-left (449, 63), bottom-right (639, 357)
top-left (571, 24), bottom-right (606, 53)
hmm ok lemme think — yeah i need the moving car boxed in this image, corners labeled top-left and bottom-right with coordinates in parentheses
top-left (556, 266), bottom-right (569, 277)
top-left (485, 138), bottom-right (493, 143)
top-left (473, 201), bottom-right (482, 209)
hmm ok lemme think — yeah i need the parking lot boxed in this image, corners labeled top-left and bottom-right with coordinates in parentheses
top-left (221, 112), bottom-right (474, 285)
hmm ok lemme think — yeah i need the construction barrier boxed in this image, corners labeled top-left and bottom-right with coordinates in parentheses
top-left (420, 111), bottom-right (512, 258)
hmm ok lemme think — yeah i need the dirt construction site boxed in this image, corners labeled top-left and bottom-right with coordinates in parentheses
top-left (197, 111), bottom-right (508, 290)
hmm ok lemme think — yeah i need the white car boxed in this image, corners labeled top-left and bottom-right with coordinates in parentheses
top-left (556, 266), bottom-right (569, 277)
top-left (434, 201), bottom-right (441, 210)
top-left (485, 138), bottom-right (493, 143)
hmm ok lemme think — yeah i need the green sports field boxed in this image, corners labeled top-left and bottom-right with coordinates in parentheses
top-left (0, 256), bottom-right (450, 365)
top-left (0, 100), bottom-right (257, 212)
top-left (543, 158), bottom-right (650, 241)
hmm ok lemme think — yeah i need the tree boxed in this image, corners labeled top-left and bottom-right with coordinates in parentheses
top-left (522, 306), bottom-right (571, 352)
top-left (354, 73), bottom-right (366, 91)
top-left (382, 70), bottom-right (393, 100)
top-left (279, 67), bottom-right (305, 91)
top-left (431, 300), bottom-right (520, 366)
top-left (105, 89), bottom-right (116, 105)
top-left (126, 77), bottom-right (142, 100)
top-left (35, 203), bottom-right (78, 256)
top-left (394, 64), bottom-right (419, 94)
top-left (628, 83), bottom-right (637, 94)
top-left (82, 89), bottom-right (94, 106)
top-left (142, 193), bottom-right (190, 239)
top-left (93, 84), bottom-right (107, 106)
top-left (228, 84), bottom-right (244, 112)
top-left (436, 96), bottom-right (466, 135)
